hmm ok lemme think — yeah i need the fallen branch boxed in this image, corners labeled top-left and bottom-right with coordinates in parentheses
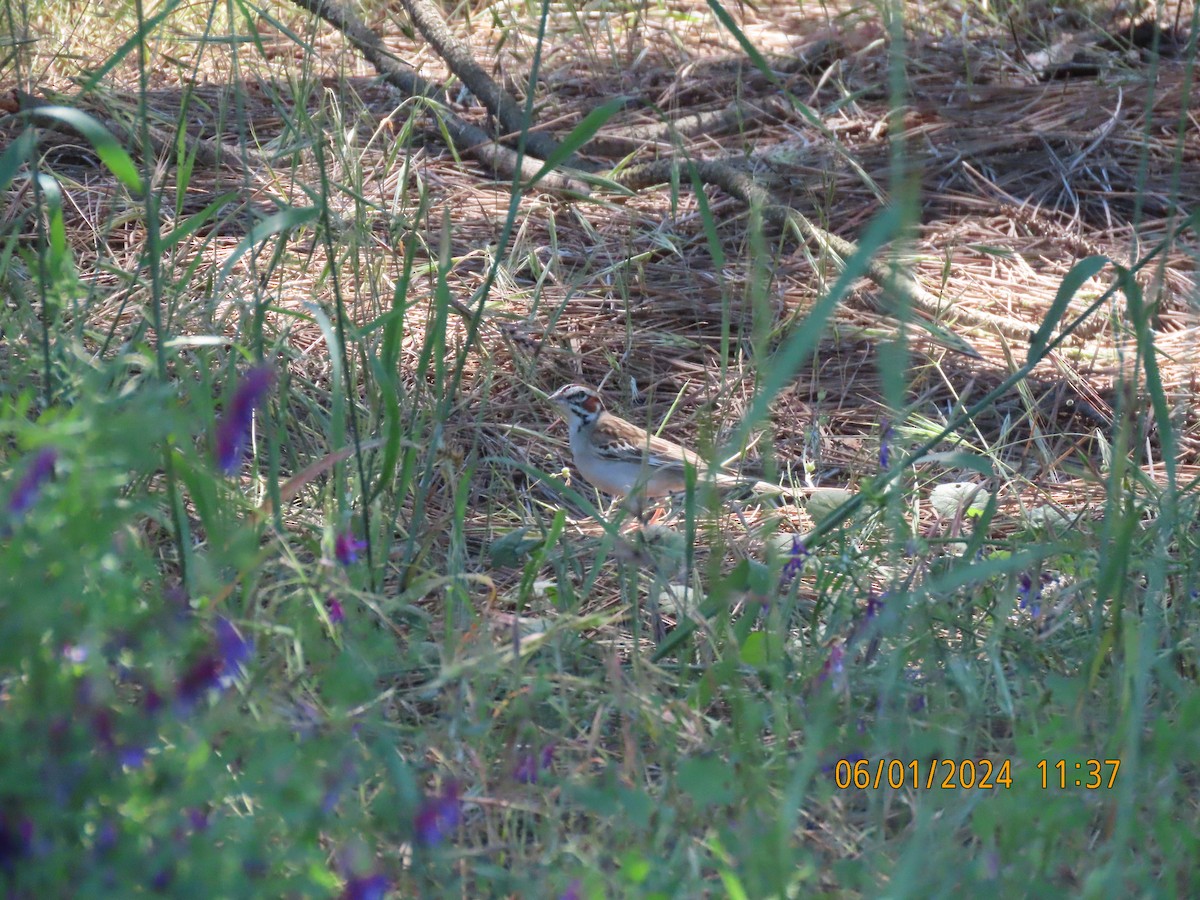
top-left (286, 0), bottom-right (589, 193)
top-left (290, 0), bottom-right (992, 354)
top-left (394, 0), bottom-right (570, 166)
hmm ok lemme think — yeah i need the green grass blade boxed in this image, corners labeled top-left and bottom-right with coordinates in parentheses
top-left (27, 106), bottom-right (143, 193)
top-left (524, 97), bottom-right (625, 189)
top-left (217, 206), bottom-right (319, 287)
top-left (0, 129), bottom-right (35, 192)
top-left (723, 203), bottom-right (905, 458)
top-left (1027, 255), bottom-right (1109, 363)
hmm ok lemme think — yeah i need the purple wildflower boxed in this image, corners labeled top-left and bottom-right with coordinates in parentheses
top-left (413, 781), bottom-right (461, 846)
top-left (823, 751), bottom-right (867, 774)
top-left (335, 530), bottom-right (367, 566)
top-left (816, 642), bottom-right (846, 690)
top-left (514, 743), bottom-right (556, 784)
top-left (118, 745), bottom-right (147, 769)
top-left (341, 873), bottom-right (390, 900)
top-left (321, 757), bottom-right (359, 814)
top-left (164, 584), bottom-right (191, 621)
top-left (322, 785), bottom-right (341, 815)
top-left (780, 536), bottom-right (808, 587)
top-left (215, 617), bottom-right (253, 673)
top-left (514, 754), bottom-right (538, 784)
top-left (214, 365), bottom-right (274, 474)
top-left (879, 420), bottom-right (893, 469)
top-left (175, 654), bottom-right (222, 709)
top-left (150, 864), bottom-right (175, 892)
top-left (865, 593), bottom-right (884, 619)
top-left (6, 447), bottom-right (57, 520)
top-left (847, 594), bottom-right (885, 647)
top-left (326, 596), bottom-right (345, 624)
top-left (186, 808), bottom-right (210, 832)
top-left (94, 819), bottom-right (119, 855)
top-left (62, 643), bottom-right (88, 664)
top-left (143, 687), bottom-right (163, 715)
top-left (1017, 573), bottom-right (1043, 618)
top-left (559, 880), bottom-right (583, 900)
top-left (905, 667), bottom-right (927, 712)
top-left (854, 592), bottom-right (886, 663)
top-left (176, 618), bottom-right (253, 711)
top-left (75, 673), bottom-right (96, 708)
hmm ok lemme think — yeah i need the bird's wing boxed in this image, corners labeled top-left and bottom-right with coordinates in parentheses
top-left (603, 412), bottom-right (746, 481)
top-left (642, 431), bottom-right (731, 477)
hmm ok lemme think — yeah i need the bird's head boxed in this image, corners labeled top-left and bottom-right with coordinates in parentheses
top-left (547, 383), bottom-right (603, 425)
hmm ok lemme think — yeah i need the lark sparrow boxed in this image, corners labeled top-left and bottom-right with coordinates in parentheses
top-left (547, 383), bottom-right (790, 516)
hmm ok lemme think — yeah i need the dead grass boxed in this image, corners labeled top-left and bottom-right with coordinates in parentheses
top-left (5, 0), bottom-right (1198, 613)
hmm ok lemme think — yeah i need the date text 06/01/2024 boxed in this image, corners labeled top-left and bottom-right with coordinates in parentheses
top-left (833, 758), bottom-right (1121, 790)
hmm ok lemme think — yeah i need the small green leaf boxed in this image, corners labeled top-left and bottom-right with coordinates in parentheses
top-left (619, 851), bottom-right (652, 885)
top-left (564, 781), bottom-right (618, 817)
top-left (720, 558), bottom-right (753, 592)
top-left (36, 174), bottom-right (68, 264)
top-left (930, 482), bottom-right (990, 519)
top-left (617, 786), bottom-right (653, 829)
top-left (656, 584), bottom-right (697, 616)
top-left (806, 488), bottom-right (855, 525)
top-left (1023, 504), bottom-right (1076, 532)
top-left (967, 244), bottom-right (1017, 258)
top-left (488, 527), bottom-right (543, 567)
top-left (677, 756), bottom-right (737, 807)
top-left (745, 558), bottom-right (773, 595)
top-left (739, 631), bottom-right (768, 668)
